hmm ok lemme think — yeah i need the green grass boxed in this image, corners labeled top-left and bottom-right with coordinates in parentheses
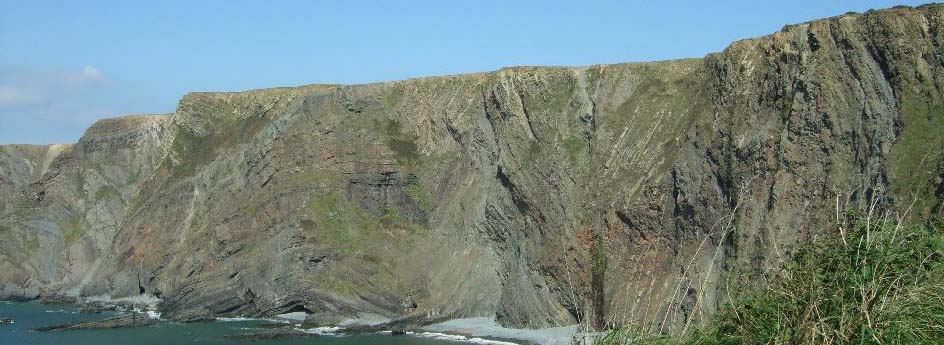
top-left (379, 119), bottom-right (421, 166)
top-left (306, 192), bottom-right (357, 252)
top-left (304, 189), bottom-right (426, 253)
top-left (7, 196), bottom-right (39, 220)
top-left (521, 141), bottom-right (542, 168)
top-left (0, 222), bottom-right (39, 257)
top-left (404, 182), bottom-right (430, 211)
top-left (383, 84), bottom-right (403, 109)
top-left (73, 171), bottom-right (87, 196)
top-left (168, 128), bottom-right (217, 177)
top-left (563, 135), bottom-right (587, 164)
top-left (596, 211), bottom-right (944, 345)
top-left (380, 207), bottom-right (416, 230)
top-left (22, 232), bottom-right (39, 252)
top-left (563, 134), bottom-right (592, 176)
top-left (94, 184), bottom-right (119, 203)
top-left (61, 218), bottom-right (86, 246)
top-left (168, 104), bottom-right (273, 177)
top-left (591, 240), bottom-right (606, 275)
top-left (887, 97), bottom-right (944, 214)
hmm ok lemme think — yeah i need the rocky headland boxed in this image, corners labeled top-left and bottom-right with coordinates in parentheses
top-left (1, 4), bottom-right (943, 343)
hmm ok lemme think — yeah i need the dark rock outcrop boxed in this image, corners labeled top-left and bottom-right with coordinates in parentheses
top-left (34, 313), bottom-right (156, 331)
top-left (224, 329), bottom-right (319, 341)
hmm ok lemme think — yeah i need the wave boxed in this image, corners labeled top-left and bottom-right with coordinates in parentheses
top-left (215, 317), bottom-right (261, 322)
top-left (43, 309), bottom-right (77, 314)
top-left (303, 326), bottom-right (344, 335)
top-left (415, 331), bottom-right (519, 345)
top-left (215, 316), bottom-right (291, 324)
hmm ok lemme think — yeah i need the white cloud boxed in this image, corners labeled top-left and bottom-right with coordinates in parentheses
top-left (0, 65), bottom-right (124, 143)
top-left (81, 65), bottom-right (106, 83)
top-left (64, 65), bottom-right (108, 86)
top-left (0, 85), bottom-right (37, 107)
top-left (0, 65), bottom-right (111, 109)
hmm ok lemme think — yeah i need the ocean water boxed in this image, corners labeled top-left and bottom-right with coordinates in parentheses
top-left (0, 301), bottom-right (513, 345)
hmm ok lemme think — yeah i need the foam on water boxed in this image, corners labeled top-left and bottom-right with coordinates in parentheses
top-left (303, 326), bottom-right (344, 335)
top-left (43, 309), bottom-right (76, 314)
top-left (275, 311), bottom-right (308, 321)
top-left (416, 332), bottom-right (519, 345)
top-left (215, 317), bottom-right (262, 322)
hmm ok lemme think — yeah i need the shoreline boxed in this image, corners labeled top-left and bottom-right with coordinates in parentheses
top-left (422, 317), bottom-right (579, 345)
top-left (1, 298), bottom-right (579, 344)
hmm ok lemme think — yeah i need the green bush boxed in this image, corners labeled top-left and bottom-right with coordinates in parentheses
top-left (597, 212), bottom-right (944, 344)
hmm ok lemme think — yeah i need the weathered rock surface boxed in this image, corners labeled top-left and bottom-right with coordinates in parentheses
top-left (0, 144), bottom-right (70, 214)
top-left (1, 4), bottom-right (942, 334)
top-left (33, 312), bottom-right (156, 331)
top-left (224, 329), bottom-right (320, 341)
top-left (0, 114), bottom-right (172, 295)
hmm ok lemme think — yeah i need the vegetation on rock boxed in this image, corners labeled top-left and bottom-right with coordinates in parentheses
top-left (596, 211), bottom-right (944, 344)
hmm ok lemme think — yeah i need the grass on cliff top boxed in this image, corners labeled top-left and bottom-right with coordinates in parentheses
top-left (168, 109), bottom-right (272, 178)
top-left (597, 211), bottom-right (944, 345)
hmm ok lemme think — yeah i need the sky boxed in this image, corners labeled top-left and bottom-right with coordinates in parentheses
top-left (0, 0), bottom-right (930, 144)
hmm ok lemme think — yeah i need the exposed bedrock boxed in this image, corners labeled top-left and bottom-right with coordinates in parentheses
top-left (1, 4), bottom-right (942, 333)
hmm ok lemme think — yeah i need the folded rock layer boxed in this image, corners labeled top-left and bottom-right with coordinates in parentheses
top-left (1, 4), bottom-right (942, 332)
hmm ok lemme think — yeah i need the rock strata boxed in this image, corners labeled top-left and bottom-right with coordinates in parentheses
top-left (34, 312), bottom-right (156, 331)
top-left (224, 329), bottom-right (319, 341)
top-left (1, 4), bottom-right (942, 334)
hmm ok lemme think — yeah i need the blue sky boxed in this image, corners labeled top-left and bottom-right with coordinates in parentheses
top-left (0, 0), bottom-right (929, 144)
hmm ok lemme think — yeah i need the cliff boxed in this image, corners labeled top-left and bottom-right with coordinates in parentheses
top-left (1, 4), bottom-right (942, 333)
top-left (0, 144), bottom-right (71, 214)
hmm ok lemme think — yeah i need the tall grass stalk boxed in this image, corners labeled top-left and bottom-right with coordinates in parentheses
top-left (595, 211), bottom-right (944, 344)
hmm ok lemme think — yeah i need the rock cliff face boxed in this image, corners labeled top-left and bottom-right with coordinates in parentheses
top-left (1, 4), bottom-right (942, 333)
top-left (0, 115), bottom-right (171, 297)
top-left (0, 144), bottom-right (71, 214)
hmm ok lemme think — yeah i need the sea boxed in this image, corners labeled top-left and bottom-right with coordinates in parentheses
top-left (0, 301), bottom-right (518, 345)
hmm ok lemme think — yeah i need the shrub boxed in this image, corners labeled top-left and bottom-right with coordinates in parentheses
top-left (597, 212), bottom-right (944, 344)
